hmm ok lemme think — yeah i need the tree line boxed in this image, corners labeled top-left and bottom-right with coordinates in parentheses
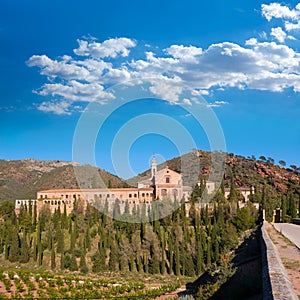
top-left (0, 182), bottom-right (260, 277)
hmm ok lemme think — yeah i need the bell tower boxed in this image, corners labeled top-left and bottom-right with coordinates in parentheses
top-left (151, 156), bottom-right (157, 179)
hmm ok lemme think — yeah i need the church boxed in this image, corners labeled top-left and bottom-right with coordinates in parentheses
top-left (15, 158), bottom-right (192, 216)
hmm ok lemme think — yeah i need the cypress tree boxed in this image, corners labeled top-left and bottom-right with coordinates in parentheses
top-left (80, 250), bottom-right (88, 273)
top-left (168, 234), bottom-right (174, 275)
top-left (56, 227), bottom-right (64, 253)
top-left (69, 251), bottom-right (78, 271)
top-left (51, 246), bottom-right (56, 270)
top-left (290, 195), bottom-right (297, 218)
top-left (174, 238), bottom-right (180, 276)
top-left (228, 175), bottom-right (237, 202)
top-left (33, 203), bottom-right (37, 231)
top-left (113, 199), bottom-right (121, 220)
top-left (37, 222), bottom-right (43, 266)
top-left (9, 227), bottom-right (20, 262)
top-left (206, 239), bottom-right (211, 266)
top-left (84, 226), bottom-right (91, 251)
top-left (60, 252), bottom-right (65, 270)
top-left (281, 195), bottom-right (287, 222)
top-left (196, 236), bottom-right (203, 275)
top-left (148, 240), bottom-right (159, 274)
top-left (160, 228), bottom-right (166, 275)
top-left (19, 235), bottom-right (30, 263)
top-left (92, 243), bottom-right (106, 272)
top-left (109, 243), bottom-right (118, 271)
top-left (62, 204), bottom-right (68, 229)
top-left (32, 236), bottom-right (37, 262)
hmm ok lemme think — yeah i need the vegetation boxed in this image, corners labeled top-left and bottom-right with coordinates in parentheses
top-left (0, 151), bottom-right (299, 297)
top-left (0, 180), bottom-right (261, 298)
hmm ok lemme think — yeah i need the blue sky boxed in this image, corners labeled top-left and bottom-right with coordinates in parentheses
top-left (0, 0), bottom-right (299, 177)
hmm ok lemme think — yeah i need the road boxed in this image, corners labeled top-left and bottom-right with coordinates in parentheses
top-left (273, 223), bottom-right (300, 249)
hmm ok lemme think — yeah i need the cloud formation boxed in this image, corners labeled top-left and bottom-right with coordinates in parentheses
top-left (27, 5), bottom-right (300, 115)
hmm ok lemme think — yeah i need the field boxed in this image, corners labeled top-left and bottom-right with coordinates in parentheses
top-left (0, 267), bottom-right (189, 299)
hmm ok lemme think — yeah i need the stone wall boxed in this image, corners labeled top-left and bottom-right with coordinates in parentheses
top-left (260, 221), bottom-right (298, 300)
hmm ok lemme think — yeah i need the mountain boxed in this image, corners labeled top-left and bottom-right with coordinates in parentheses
top-left (1, 151), bottom-right (299, 202)
top-left (0, 159), bottom-right (125, 202)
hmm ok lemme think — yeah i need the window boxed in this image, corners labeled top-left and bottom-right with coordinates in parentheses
top-left (142, 193), bottom-right (145, 197)
top-left (134, 194), bottom-right (137, 198)
top-left (173, 189), bottom-right (178, 196)
top-left (107, 194), bottom-right (110, 198)
top-left (161, 189), bottom-right (167, 196)
top-left (129, 194), bottom-right (132, 198)
top-left (66, 195), bottom-right (68, 199)
top-left (166, 177), bottom-right (170, 183)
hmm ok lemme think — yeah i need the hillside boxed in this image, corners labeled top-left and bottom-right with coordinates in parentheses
top-left (132, 150), bottom-right (300, 195)
top-left (0, 151), bottom-right (299, 202)
top-left (0, 159), bottom-right (125, 202)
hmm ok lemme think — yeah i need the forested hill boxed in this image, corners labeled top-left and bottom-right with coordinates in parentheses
top-left (0, 159), bottom-right (125, 202)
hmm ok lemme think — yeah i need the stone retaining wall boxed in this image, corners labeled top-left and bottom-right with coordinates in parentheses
top-left (261, 221), bottom-right (298, 300)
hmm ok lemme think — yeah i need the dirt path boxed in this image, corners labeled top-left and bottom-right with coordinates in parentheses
top-left (266, 222), bottom-right (300, 297)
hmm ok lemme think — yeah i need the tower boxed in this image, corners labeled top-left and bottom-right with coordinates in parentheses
top-left (151, 156), bottom-right (157, 179)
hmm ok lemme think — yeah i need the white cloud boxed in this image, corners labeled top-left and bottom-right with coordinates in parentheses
top-left (37, 100), bottom-right (72, 115)
top-left (35, 81), bottom-right (115, 102)
top-left (74, 37), bottom-right (136, 58)
top-left (27, 55), bottom-right (91, 81)
top-left (183, 98), bottom-right (192, 106)
top-left (28, 27), bottom-right (300, 115)
top-left (271, 27), bottom-right (287, 42)
top-left (148, 77), bottom-right (183, 102)
top-left (207, 100), bottom-right (228, 108)
top-left (261, 2), bottom-right (300, 21)
top-left (166, 45), bottom-right (202, 63)
top-left (285, 20), bottom-right (300, 31)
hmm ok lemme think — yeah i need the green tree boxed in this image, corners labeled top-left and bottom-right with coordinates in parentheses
top-left (281, 195), bottom-right (287, 222)
top-left (80, 250), bottom-right (88, 273)
top-left (148, 240), bottom-right (160, 274)
top-left (279, 160), bottom-right (286, 167)
top-left (289, 195), bottom-right (297, 218)
top-left (19, 235), bottom-right (30, 263)
top-left (9, 227), bottom-right (20, 262)
top-left (51, 246), bottom-right (56, 270)
top-left (174, 238), bottom-right (180, 276)
top-left (69, 251), bottom-right (78, 271)
top-left (84, 226), bottom-right (91, 251)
